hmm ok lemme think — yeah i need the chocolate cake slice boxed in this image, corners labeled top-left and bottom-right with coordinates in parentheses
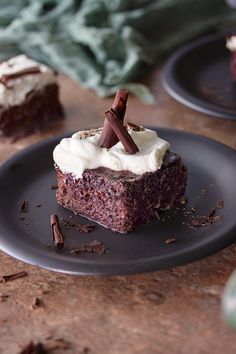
top-left (0, 55), bottom-right (64, 137)
top-left (55, 152), bottom-right (187, 233)
top-left (53, 90), bottom-right (187, 233)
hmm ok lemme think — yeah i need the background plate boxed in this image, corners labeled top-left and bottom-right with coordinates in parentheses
top-left (0, 128), bottom-right (236, 275)
top-left (162, 33), bottom-right (236, 120)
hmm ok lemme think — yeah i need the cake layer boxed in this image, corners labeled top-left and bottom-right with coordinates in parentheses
top-left (0, 84), bottom-right (64, 137)
top-left (55, 151), bottom-right (187, 233)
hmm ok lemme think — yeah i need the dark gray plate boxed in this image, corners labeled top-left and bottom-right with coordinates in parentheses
top-left (0, 128), bottom-right (236, 275)
top-left (162, 33), bottom-right (236, 120)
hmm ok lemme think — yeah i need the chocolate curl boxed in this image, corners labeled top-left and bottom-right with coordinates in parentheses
top-left (104, 110), bottom-right (139, 154)
top-left (0, 67), bottom-right (41, 86)
top-left (98, 89), bottom-right (128, 148)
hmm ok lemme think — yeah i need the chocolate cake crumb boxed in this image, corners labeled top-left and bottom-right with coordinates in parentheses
top-left (70, 241), bottom-right (106, 255)
top-left (217, 200), bottom-right (224, 209)
top-left (181, 196), bottom-right (188, 205)
top-left (62, 218), bottom-right (96, 233)
top-left (49, 184), bottom-right (58, 190)
top-left (165, 238), bottom-right (176, 244)
top-left (0, 293), bottom-right (9, 302)
top-left (31, 297), bottom-right (42, 309)
top-left (20, 200), bottom-right (28, 212)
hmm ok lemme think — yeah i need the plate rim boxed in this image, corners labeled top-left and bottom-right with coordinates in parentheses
top-left (161, 32), bottom-right (236, 121)
top-left (0, 127), bottom-right (236, 276)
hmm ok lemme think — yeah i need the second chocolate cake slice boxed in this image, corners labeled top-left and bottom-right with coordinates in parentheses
top-left (0, 55), bottom-right (64, 138)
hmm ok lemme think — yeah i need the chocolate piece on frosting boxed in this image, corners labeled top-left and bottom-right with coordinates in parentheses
top-left (98, 89), bottom-right (128, 149)
top-left (104, 109), bottom-right (139, 154)
top-left (98, 89), bottom-right (139, 154)
top-left (0, 66), bottom-right (41, 86)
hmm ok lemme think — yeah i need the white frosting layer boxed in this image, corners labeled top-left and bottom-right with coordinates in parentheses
top-left (226, 36), bottom-right (236, 51)
top-left (0, 55), bottom-right (57, 107)
top-left (53, 128), bottom-right (171, 179)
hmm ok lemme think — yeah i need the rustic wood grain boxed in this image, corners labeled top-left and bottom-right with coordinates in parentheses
top-left (0, 70), bottom-right (236, 354)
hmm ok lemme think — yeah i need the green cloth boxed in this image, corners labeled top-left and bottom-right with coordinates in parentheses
top-left (0, 0), bottom-right (236, 103)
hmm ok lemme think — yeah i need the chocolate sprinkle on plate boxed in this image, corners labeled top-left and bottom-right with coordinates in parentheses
top-left (50, 214), bottom-right (64, 248)
top-left (70, 241), bottom-right (107, 255)
top-left (0, 271), bottom-right (28, 283)
top-left (165, 238), bottom-right (176, 244)
top-left (20, 200), bottom-right (28, 212)
top-left (18, 341), bottom-right (48, 354)
top-left (217, 200), bottom-right (224, 209)
top-left (62, 218), bottom-right (96, 234)
top-left (31, 297), bottom-right (41, 309)
top-left (49, 184), bottom-right (58, 190)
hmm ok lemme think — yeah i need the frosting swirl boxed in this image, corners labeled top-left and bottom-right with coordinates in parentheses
top-left (53, 127), bottom-right (170, 179)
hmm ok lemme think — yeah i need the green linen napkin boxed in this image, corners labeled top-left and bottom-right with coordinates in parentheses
top-left (0, 0), bottom-right (236, 103)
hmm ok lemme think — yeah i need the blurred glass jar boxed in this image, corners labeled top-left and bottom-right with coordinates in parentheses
top-left (222, 270), bottom-right (236, 329)
top-left (226, 0), bottom-right (236, 8)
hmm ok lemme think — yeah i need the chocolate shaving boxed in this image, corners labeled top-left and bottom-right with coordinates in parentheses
top-left (207, 208), bottom-right (216, 223)
top-left (50, 214), bottom-right (64, 248)
top-left (104, 109), bottom-right (139, 154)
top-left (0, 67), bottom-right (41, 86)
top-left (0, 271), bottom-right (28, 283)
top-left (62, 218), bottom-right (95, 233)
top-left (46, 338), bottom-right (71, 351)
top-left (18, 341), bottom-right (34, 354)
top-left (126, 122), bottom-right (144, 131)
top-left (165, 238), bottom-right (176, 244)
top-left (98, 89), bottom-right (128, 148)
top-left (18, 342), bottom-right (48, 354)
top-left (20, 200), bottom-right (28, 212)
top-left (70, 241), bottom-right (106, 255)
top-left (154, 210), bottom-right (161, 221)
top-left (211, 215), bottom-right (223, 223)
top-left (191, 211), bottom-right (222, 227)
top-left (191, 219), bottom-right (203, 226)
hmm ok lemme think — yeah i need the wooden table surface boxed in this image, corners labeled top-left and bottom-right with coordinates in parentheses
top-left (1, 70), bottom-right (236, 354)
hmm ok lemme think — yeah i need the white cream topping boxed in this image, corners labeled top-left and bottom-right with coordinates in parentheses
top-left (53, 127), bottom-right (171, 179)
top-left (226, 36), bottom-right (236, 51)
top-left (0, 55), bottom-right (57, 107)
